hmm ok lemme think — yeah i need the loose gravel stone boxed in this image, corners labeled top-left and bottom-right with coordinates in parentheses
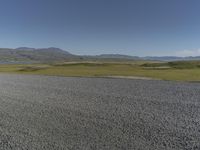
top-left (0, 74), bottom-right (199, 150)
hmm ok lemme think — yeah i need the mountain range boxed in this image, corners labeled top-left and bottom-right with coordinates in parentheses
top-left (0, 47), bottom-right (77, 63)
top-left (0, 47), bottom-right (199, 63)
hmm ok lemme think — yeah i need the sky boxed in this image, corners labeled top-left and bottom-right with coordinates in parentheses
top-left (0, 0), bottom-right (200, 56)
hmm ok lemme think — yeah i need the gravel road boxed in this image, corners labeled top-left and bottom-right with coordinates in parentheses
top-left (0, 74), bottom-right (199, 150)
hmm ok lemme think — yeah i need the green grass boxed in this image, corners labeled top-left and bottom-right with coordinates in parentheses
top-left (142, 60), bottom-right (200, 69)
top-left (0, 61), bottom-right (200, 81)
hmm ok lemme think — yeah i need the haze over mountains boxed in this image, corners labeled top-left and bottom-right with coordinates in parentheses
top-left (0, 47), bottom-right (199, 63)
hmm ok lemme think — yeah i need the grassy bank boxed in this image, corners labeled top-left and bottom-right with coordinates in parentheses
top-left (0, 61), bottom-right (200, 81)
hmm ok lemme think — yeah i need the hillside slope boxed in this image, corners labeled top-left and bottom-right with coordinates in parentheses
top-left (0, 47), bottom-right (77, 63)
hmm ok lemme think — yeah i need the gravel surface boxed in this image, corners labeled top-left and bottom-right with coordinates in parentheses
top-left (0, 74), bottom-right (199, 150)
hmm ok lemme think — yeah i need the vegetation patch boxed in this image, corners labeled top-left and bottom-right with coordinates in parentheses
top-left (19, 66), bottom-right (47, 72)
top-left (142, 60), bottom-right (200, 69)
top-left (53, 62), bottom-right (111, 67)
top-left (168, 61), bottom-right (200, 69)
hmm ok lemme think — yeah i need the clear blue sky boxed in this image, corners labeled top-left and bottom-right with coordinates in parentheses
top-left (0, 0), bottom-right (200, 56)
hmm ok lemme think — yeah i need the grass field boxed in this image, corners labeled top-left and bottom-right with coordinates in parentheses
top-left (0, 61), bottom-right (200, 81)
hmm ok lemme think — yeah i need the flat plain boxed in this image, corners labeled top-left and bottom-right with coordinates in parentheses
top-left (0, 74), bottom-right (199, 149)
top-left (0, 60), bottom-right (200, 81)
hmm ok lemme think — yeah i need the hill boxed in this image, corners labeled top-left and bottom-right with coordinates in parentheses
top-left (0, 47), bottom-right (78, 63)
top-left (0, 47), bottom-right (140, 63)
top-left (0, 47), bottom-right (199, 63)
top-left (142, 56), bottom-right (200, 61)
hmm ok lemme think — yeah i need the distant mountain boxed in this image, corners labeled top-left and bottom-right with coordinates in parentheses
top-left (0, 47), bottom-right (78, 63)
top-left (86, 54), bottom-right (200, 61)
top-left (80, 54), bottom-right (140, 61)
top-left (0, 47), bottom-right (199, 63)
top-left (142, 56), bottom-right (200, 61)
top-left (96, 54), bottom-right (140, 59)
top-left (15, 47), bottom-right (36, 51)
